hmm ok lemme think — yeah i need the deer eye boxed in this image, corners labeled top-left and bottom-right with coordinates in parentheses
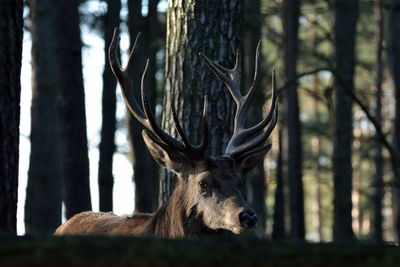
top-left (199, 181), bottom-right (208, 189)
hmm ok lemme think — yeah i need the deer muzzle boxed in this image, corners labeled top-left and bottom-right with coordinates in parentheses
top-left (239, 209), bottom-right (258, 228)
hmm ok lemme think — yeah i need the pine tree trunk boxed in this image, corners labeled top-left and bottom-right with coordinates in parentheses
top-left (388, 0), bottom-right (400, 242)
top-left (0, 0), bottom-right (23, 235)
top-left (54, 0), bottom-right (92, 219)
top-left (25, 0), bottom-right (62, 234)
top-left (127, 0), bottom-right (160, 213)
top-left (332, 0), bottom-right (358, 242)
top-left (161, 0), bottom-right (243, 202)
top-left (98, 0), bottom-right (121, 212)
top-left (372, 0), bottom-right (384, 243)
top-left (281, 0), bottom-right (304, 241)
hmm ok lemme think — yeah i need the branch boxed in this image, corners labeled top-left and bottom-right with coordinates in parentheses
top-left (275, 66), bottom-right (400, 173)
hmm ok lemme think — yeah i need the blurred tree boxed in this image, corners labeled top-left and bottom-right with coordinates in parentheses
top-left (127, 0), bottom-right (160, 213)
top-left (98, 0), bottom-right (121, 212)
top-left (272, 130), bottom-right (286, 240)
top-left (281, 0), bottom-right (305, 241)
top-left (161, 0), bottom-right (242, 203)
top-left (25, 0), bottom-right (62, 234)
top-left (332, 0), bottom-right (358, 242)
top-left (242, 0), bottom-right (268, 237)
top-left (53, 0), bottom-right (92, 219)
top-left (388, 0), bottom-right (400, 242)
top-left (0, 0), bottom-right (23, 235)
top-left (372, 0), bottom-right (384, 243)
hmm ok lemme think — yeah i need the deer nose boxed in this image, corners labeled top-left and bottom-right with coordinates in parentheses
top-left (239, 210), bottom-right (258, 228)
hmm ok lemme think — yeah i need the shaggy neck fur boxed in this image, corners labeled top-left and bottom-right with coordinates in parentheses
top-left (144, 181), bottom-right (218, 238)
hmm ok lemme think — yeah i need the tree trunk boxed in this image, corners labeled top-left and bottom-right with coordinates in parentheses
top-left (388, 0), bottom-right (400, 242)
top-left (25, 0), bottom-right (62, 234)
top-left (281, 0), bottom-right (304, 241)
top-left (54, 0), bottom-right (92, 219)
top-left (98, 0), bottom-right (121, 212)
top-left (332, 0), bottom-right (358, 242)
top-left (372, 0), bottom-right (384, 243)
top-left (0, 0), bottom-right (23, 235)
top-left (272, 129), bottom-right (286, 240)
top-left (311, 74), bottom-right (324, 241)
top-left (161, 0), bottom-right (242, 202)
top-left (127, 0), bottom-right (160, 213)
top-left (242, 0), bottom-right (267, 238)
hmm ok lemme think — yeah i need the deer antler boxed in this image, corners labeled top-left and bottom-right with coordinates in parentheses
top-left (109, 28), bottom-right (208, 160)
top-left (199, 41), bottom-right (278, 162)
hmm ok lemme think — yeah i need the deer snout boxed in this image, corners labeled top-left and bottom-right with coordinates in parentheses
top-left (239, 209), bottom-right (258, 228)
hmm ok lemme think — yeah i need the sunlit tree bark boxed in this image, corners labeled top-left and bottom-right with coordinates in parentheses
top-left (161, 0), bottom-right (242, 203)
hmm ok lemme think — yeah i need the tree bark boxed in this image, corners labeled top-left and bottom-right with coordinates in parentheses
top-left (25, 0), bottom-right (62, 234)
top-left (387, 0), bottom-right (400, 242)
top-left (281, 0), bottom-right (305, 241)
top-left (53, 0), bottom-right (92, 219)
top-left (127, 0), bottom-right (160, 213)
top-left (98, 0), bottom-right (121, 212)
top-left (372, 0), bottom-right (384, 243)
top-left (332, 0), bottom-right (358, 242)
top-left (161, 0), bottom-right (242, 203)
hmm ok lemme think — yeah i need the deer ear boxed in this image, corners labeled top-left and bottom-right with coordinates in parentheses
top-left (142, 130), bottom-right (187, 174)
top-left (234, 144), bottom-right (271, 174)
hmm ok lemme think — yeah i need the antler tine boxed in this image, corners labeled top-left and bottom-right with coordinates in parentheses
top-left (171, 104), bottom-right (191, 148)
top-left (140, 59), bottom-right (184, 150)
top-left (201, 42), bottom-right (278, 160)
top-left (110, 29), bottom-right (209, 159)
top-left (109, 28), bottom-right (146, 122)
top-left (170, 96), bottom-right (209, 156)
top-left (229, 68), bottom-right (278, 148)
top-left (228, 102), bottom-right (278, 157)
top-left (197, 95), bottom-right (209, 154)
top-left (199, 52), bottom-right (242, 103)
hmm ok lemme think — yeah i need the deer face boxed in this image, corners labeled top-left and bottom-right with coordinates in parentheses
top-left (181, 157), bottom-right (258, 234)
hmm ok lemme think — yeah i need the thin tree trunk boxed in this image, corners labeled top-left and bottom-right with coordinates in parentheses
top-left (372, 0), bottom-right (384, 243)
top-left (387, 0), bottom-right (400, 242)
top-left (161, 0), bottom-right (242, 203)
top-left (54, 0), bottom-right (92, 219)
top-left (127, 0), bottom-right (159, 213)
top-left (282, 0), bottom-right (304, 241)
top-left (332, 0), bottom-right (358, 242)
top-left (272, 128), bottom-right (286, 240)
top-left (242, 0), bottom-right (267, 238)
top-left (0, 0), bottom-right (23, 235)
top-left (25, 0), bottom-right (62, 234)
top-left (98, 0), bottom-right (121, 212)
top-left (312, 74), bottom-right (324, 241)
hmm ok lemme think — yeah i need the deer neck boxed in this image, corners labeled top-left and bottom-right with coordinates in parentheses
top-left (148, 185), bottom-right (218, 238)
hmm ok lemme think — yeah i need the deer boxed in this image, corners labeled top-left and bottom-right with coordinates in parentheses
top-left (54, 29), bottom-right (278, 238)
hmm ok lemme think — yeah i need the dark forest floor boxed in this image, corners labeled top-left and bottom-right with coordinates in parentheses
top-left (0, 235), bottom-right (398, 267)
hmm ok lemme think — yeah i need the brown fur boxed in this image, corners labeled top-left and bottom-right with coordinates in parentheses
top-left (54, 157), bottom-right (256, 238)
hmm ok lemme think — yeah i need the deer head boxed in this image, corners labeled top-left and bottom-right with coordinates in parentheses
top-left (109, 29), bottom-right (278, 235)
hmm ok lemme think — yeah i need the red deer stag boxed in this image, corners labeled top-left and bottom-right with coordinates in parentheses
top-left (54, 29), bottom-right (278, 238)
